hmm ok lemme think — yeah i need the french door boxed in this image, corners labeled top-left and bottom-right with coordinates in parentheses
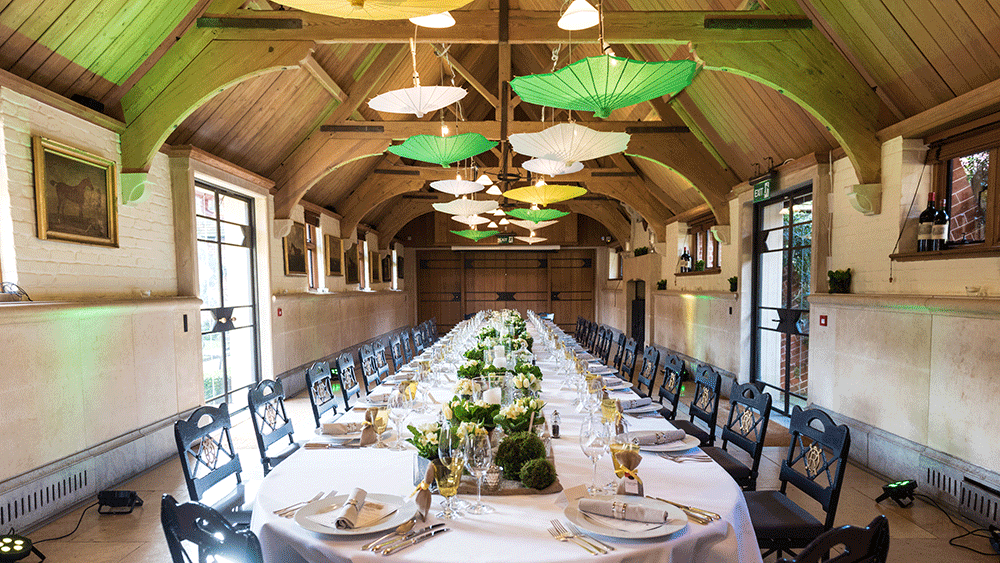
top-left (195, 183), bottom-right (260, 405)
top-left (751, 186), bottom-right (812, 414)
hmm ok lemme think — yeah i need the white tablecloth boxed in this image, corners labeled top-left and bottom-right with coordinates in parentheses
top-left (251, 328), bottom-right (762, 563)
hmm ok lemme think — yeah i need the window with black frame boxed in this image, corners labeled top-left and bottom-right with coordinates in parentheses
top-left (687, 214), bottom-right (720, 272)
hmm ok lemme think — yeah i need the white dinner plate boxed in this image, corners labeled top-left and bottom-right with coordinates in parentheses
top-left (590, 366), bottom-right (617, 375)
top-left (604, 380), bottom-right (630, 391)
top-left (623, 404), bottom-right (659, 415)
top-left (313, 427), bottom-right (391, 441)
top-left (295, 493), bottom-right (417, 536)
top-left (564, 496), bottom-right (687, 539)
top-left (638, 434), bottom-right (701, 452)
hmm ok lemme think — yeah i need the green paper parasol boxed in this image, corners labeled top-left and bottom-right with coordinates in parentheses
top-left (451, 229), bottom-right (499, 241)
top-left (506, 208), bottom-right (570, 223)
top-left (388, 133), bottom-right (497, 167)
top-left (510, 55), bottom-right (697, 119)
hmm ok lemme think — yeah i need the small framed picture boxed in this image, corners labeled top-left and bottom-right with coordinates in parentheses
top-left (381, 254), bottom-right (392, 282)
top-left (370, 250), bottom-right (381, 283)
top-left (397, 255), bottom-right (404, 279)
top-left (345, 242), bottom-right (360, 285)
top-left (32, 136), bottom-right (118, 247)
top-left (325, 235), bottom-right (343, 276)
top-left (283, 222), bottom-right (307, 276)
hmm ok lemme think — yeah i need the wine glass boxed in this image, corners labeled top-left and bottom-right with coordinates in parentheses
top-left (464, 431), bottom-right (494, 514)
top-left (370, 407), bottom-right (390, 448)
top-left (387, 390), bottom-right (410, 451)
top-left (436, 423), bottom-right (465, 519)
top-left (579, 413), bottom-right (610, 496)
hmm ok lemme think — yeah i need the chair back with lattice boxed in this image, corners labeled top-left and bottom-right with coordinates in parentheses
top-left (686, 364), bottom-right (722, 443)
top-left (578, 320), bottom-right (591, 347)
top-left (575, 317), bottom-right (586, 340)
top-left (777, 514), bottom-right (888, 563)
top-left (358, 344), bottom-right (381, 392)
top-left (592, 325), bottom-right (606, 354)
top-left (656, 353), bottom-right (686, 418)
top-left (389, 333), bottom-right (405, 369)
top-left (428, 317), bottom-right (437, 342)
top-left (610, 332), bottom-right (627, 370)
top-left (306, 361), bottom-right (342, 426)
top-left (596, 328), bottom-right (612, 363)
top-left (780, 406), bottom-right (852, 531)
top-left (635, 345), bottom-right (661, 394)
top-left (335, 352), bottom-right (363, 408)
top-left (174, 403), bottom-right (243, 503)
top-left (161, 494), bottom-right (263, 563)
top-left (401, 329), bottom-right (415, 361)
top-left (618, 338), bottom-right (638, 380)
top-left (719, 381), bottom-right (773, 488)
top-left (586, 322), bottom-right (601, 351)
top-left (247, 379), bottom-right (296, 473)
top-left (412, 325), bottom-right (426, 353)
top-left (373, 340), bottom-right (391, 379)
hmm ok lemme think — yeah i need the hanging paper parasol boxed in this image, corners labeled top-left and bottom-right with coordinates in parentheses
top-left (369, 86), bottom-right (466, 118)
top-left (451, 214), bottom-right (491, 226)
top-left (522, 158), bottom-right (584, 177)
top-left (503, 184), bottom-right (587, 207)
top-left (506, 208), bottom-right (570, 223)
top-left (510, 55), bottom-right (697, 119)
top-left (509, 123), bottom-right (629, 164)
top-left (389, 133), bottom-right (497, 167)
top-left (509, 219), bottom-right (559, 231)
top-left (515, 235), bottom-right (548, 244)
top-left (452, 229), bottom-right (499, 241)
top-left (277, 0), bottom-right (472, 20)
top-left (430, 179), bottom-right (485, 195)
top-left (432, 198), bottom-right (499, 216)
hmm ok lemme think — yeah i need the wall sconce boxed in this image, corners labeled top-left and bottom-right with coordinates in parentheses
top-left (845, 184), bottom-right (882, 216)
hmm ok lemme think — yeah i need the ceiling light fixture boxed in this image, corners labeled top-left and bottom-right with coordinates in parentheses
top-left (486, 185), bottom-right (503, 196)
top-left (408, 11), bottom-right (456, 28)
top-left (488, 221), bottom-right (498, 228)
top-left (558, 0), bottom-right (599, 30)
top-left (499, 217), bottom-right (510, 225)
top-left (492, 208), bottom-right (506, 216)
top-left (476, 174), bottom-right (492, 185)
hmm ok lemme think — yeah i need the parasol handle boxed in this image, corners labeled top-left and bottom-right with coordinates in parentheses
top-left (410, 37), bottom-right (420, 87)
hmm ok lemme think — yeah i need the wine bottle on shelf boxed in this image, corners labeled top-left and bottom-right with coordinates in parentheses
top-left (680, 247), bottom-right (691, 272)
top-left (917, 193), bottom-right (936, 252)
top-left (932, 197), bottom-right (949, 251)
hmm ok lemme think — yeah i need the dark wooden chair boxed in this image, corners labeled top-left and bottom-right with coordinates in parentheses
top-left (402, 328), bottom-right (415, 361)
top-left (655, 352), bottom-right (687, 419)
top-left (776, 515), bottom-right (889, 563)
top-left (412, 325), bottom-right (426, 354)
top-left (389, 333), bottom-right (406, 369)
top-left (247, 379), bottom-right (300, 475)
top-left (745, 406), bottom-right (852, 560)
top-left (161, 494), bottom-right (263, 563)
top-left (702, 382), bottom-right (773, 490)
top-left (633, 345), bottom-right (661, 396)
top-left (578, 320), bottom-right (593, 348)
top-left (373, 339), bottom-right (392, 379)
top-left (358, 343), bottom-right (382, 392)
top-left (306, 361), bottom-right (341, 426)
top-left (616, 338), bottom-right (638, 381)
top-left (427, 317), bottom-right (438, 343)
top-left (672, 364), bottom-right (722, 447)
top-left (586, 321), bottom-right (600, 352)
top-left (336, 352), bottom-right (364, 407)
top-left (173, 403), bottom-right (252, 526)
top-left (610, 331), bottom-right (627, 371)
top-left (575, 317), bottom-right (585, 340)
top-left (592, 325), bottom-right (606, 355)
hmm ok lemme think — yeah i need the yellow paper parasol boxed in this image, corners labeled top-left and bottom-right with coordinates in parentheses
top-left (503, 184), bottom-right (587, 207)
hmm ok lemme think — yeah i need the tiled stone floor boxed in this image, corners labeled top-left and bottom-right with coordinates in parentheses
top-left (26, 392), bottom-right (1000, 562)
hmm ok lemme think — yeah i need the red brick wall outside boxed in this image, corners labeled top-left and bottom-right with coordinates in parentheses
top-left (779, 334), bottom-right (809, 397)
top-left (950, 161), bottom-right (986, 243)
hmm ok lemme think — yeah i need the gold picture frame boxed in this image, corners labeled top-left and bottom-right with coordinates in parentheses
top-left (283, 222), bottom-right (307, 276)
top-left (325, 235), bottom-right (343, 276)
top-left (370, 250), bottom-right (381, 284)
top-left (32, 136), bottom-right (118, 247)
top-left (381, 253), bottom-right (392, 283)
top-left (345, 242), bottom-right (360, 285)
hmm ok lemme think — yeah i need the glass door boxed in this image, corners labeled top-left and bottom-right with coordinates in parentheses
top-left (751, 187), bottom-right (812, 414)
top-left (195, 183), bottom-right (259, 406)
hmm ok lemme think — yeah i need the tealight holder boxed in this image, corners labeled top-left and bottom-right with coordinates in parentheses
top-left (484, 464), bottom-right (503, 492)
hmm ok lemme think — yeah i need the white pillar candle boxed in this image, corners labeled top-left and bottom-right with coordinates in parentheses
top-left (493, 344), bottom-right (506, 359)
top-left (482, 387), bottom-right (502, 405)
top-left (493, 356), bottom-right (506, 369)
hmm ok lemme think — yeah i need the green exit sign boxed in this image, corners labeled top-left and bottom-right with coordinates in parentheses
top-left (752, 174), bottom-right (774, 203)
top-left (497, 233), bottom-right (514, 244)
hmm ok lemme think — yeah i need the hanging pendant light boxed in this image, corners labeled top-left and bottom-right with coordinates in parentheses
top-left (491, 208), bottom-right (506, 216)
top-left (451, 214), bottom-right (491, 226)
top-left (509, 122), bottom-right (629, 164)
top-left (499, 217), bottom-right (510, 226)
top-left (516, 230), bottom-right (547, 244)
top-left (475, 174), bottom-right (493, 185)
top-left (408, 11), bottom-right (456, 27)
top-left (522, 158), bottom-right (584, 177)
top-left (485, 185), bottom-right (503, 196)
top-left (487, 221), bottom-right (499, 229)
top-left (430, 179), bottom-right (485, 195)
top-left (558, 0), bottom-right (599, 30)
top-left (432, 199), bottom-right (499, 216)
top-left (509, 219), bottom-right (558, 231)
top-left (369, 38), bottom-right (467, 118)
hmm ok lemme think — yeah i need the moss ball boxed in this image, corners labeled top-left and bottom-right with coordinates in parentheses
top-left (520, 458), bottom-right (557, 490)
top-left (495, 432), bottom-right (546, 480)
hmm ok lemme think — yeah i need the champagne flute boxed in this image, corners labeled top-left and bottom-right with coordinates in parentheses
top-left (387, 390), bottom-right (410, 451)
top-left (371, 407), bottom-right (390, 448)
top-left (436, 423), bottom-right (465, 519)
top-left (579, 414), bottom-right (610, 496)
top-left (464, 431), bottom-right (494, 514)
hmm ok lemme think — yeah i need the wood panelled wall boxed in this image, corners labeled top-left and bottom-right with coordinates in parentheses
top-left (416, 249), bottom-right (595, 333)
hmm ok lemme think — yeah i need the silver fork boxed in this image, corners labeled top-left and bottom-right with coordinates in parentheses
top-left (565, 522), bottom-right (615, 552)
top-left (273, 491), bottom-right (324, 516)
top-left (548, 527), bottom-right (599, 555)
top-left (552, 520), bottom-right (607, 554)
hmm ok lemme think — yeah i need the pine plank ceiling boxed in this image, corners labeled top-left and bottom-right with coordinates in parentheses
top-left (2, 0), bottom-right (998, 241)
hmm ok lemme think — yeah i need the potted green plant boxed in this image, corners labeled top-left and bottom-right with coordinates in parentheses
top-left (728, 276), bottom-right (738, 292)
top-left (828, 268), bottom-right (852, 293)
top-left (694, 260), bottom-right (706, 272)
top-left (656, 279), bottom-right (667, 290)
top-left (633, 246), bottom-right (649, 257)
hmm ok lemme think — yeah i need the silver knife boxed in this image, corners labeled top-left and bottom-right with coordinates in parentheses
top-left (374, 523), bottom-right (445, 551)
top-left (382, 527), bottom-right (451, 555)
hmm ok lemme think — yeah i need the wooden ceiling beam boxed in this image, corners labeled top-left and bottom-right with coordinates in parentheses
top-left (297, 53), bottom-right (364, 121)
top-left (445, 51), bottom-right (499, 109)
top-left (562, 199), bottom-right (631, 246)
top-left (204, 10), bottom-right (808, 44)
top-left (338, 171), bottom-right (427, 237)
top-left (607, 153), bottom-right (683, 216)
top-left (321, 120), bottom-right (688, 139)
top-left (583, 177), bottom-right (669, 234)
top-left (369, 165), bottom-right (630, 181)
top-left (376, 196), bottom-right (452, 249)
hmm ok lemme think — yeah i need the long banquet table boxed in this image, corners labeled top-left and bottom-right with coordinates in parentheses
top-left (250, 320), bottom-right (762, 563)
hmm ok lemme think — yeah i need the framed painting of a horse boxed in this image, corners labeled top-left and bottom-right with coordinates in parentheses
top-left (32, 136), bottom-right (118, 247)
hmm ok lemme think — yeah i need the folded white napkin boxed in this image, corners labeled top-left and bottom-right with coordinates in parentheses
top-left (633, 430), bottom-right (685, 446)
top-left (322, 422), bottom-right (364, 436)
top-left (578, 498), bottom-right (668, 523)
top-left (619, 397), bottom-right (652, 410)
top-left (335, 488), bottom-right (367, 529)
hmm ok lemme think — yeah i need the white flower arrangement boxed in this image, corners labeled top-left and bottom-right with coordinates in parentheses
top-left (512, 373), bottom-right (541, 393)
top-left (456, 421), bottom-right (487, 441)
top-left (454, 378), bottom-right (480, 397)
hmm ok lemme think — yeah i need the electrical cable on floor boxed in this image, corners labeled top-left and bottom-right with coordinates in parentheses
top-left (32, 502), bottom-right (98, 545)
top-left (914, 493), bottom-right (1000, 558)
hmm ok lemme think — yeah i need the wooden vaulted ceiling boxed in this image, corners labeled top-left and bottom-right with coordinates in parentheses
top-left (3, 0), bottom-right (1000, 245)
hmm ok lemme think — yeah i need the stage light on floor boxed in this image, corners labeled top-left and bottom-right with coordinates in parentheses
top-left (0, 530), bottom-right (43, 562)
top-left (876, 479), bottom-right (916, 508)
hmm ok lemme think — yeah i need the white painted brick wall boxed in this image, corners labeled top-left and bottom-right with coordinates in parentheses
top-left (1, 88), bottom-right (177, 300)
